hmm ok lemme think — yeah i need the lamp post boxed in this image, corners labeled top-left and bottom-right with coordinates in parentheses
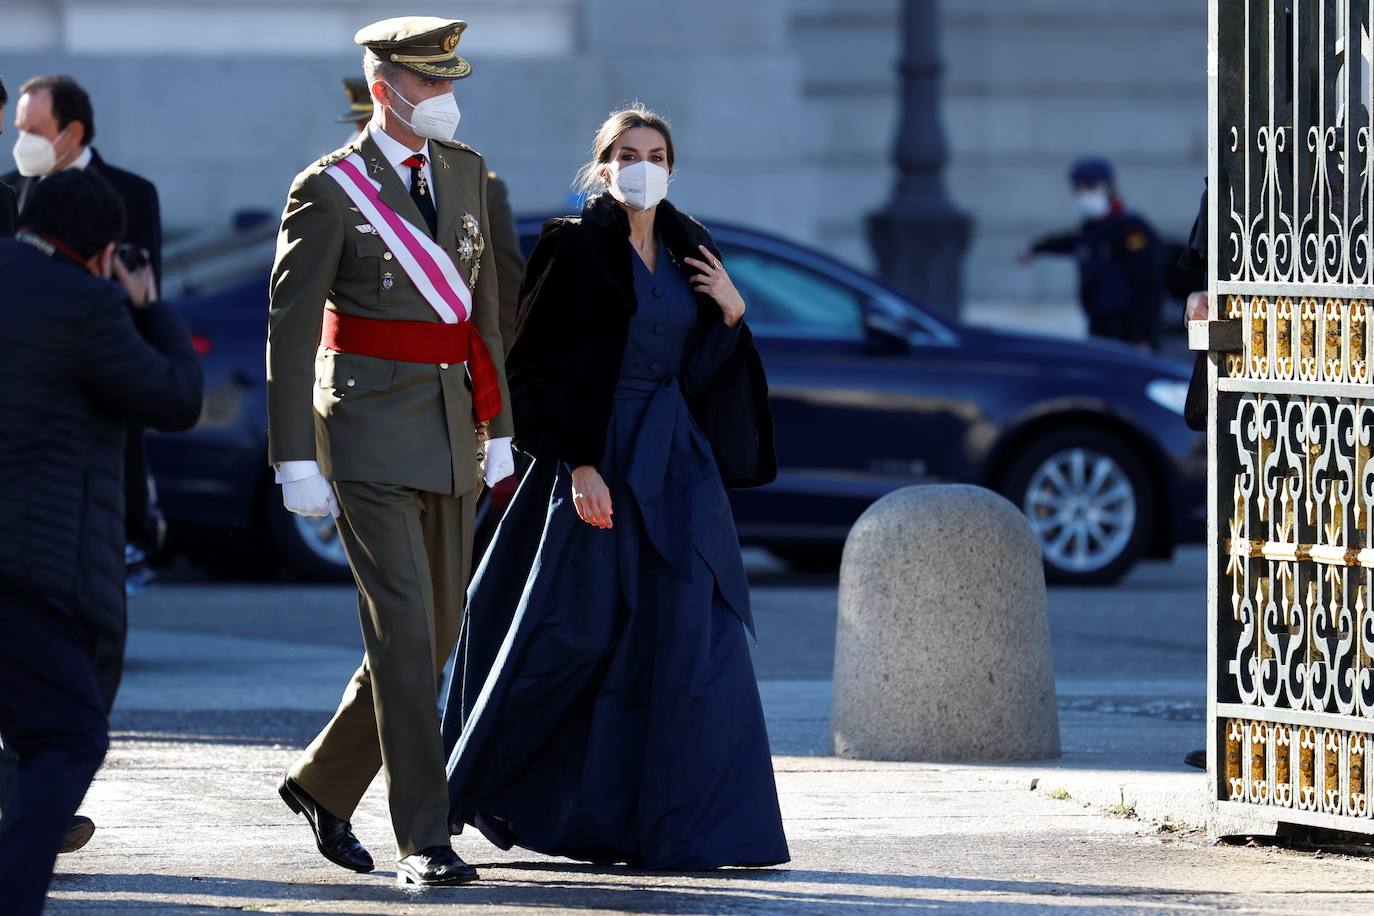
top-left (867, 0), bottom-right (971, 322)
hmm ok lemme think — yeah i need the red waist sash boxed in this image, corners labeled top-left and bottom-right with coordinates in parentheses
top-left (320, 310), bottom-right (503, 423)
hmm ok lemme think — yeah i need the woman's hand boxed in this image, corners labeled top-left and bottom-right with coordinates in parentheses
top-left (1185, 290), bottom-right (1209, 323)
top-left (684, 244), bottom-right (746, 327)
top-left (571, 465), bottom-right (614, 529)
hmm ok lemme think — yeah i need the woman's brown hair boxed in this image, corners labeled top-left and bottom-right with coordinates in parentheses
top-left (573, 103), bottom-right (675, 197)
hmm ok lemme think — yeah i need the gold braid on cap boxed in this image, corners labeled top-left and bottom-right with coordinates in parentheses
top-left (389, 50), bottom-right (457, 63)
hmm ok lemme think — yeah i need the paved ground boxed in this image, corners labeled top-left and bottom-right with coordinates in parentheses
top-left (45, 546), bottom-right (1374, 913)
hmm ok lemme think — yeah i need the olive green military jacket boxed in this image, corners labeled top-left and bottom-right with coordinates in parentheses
top-left (266, 131), bottom-right (513, 496)
top-left (484, 172), bottom-right (525, 354)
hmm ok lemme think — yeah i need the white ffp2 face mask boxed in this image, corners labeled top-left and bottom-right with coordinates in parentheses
top-left (13, 128), bottom-right (66, 177)
top-left (1076, 188), bottom-right (1111, 220)
top-left (608, 160), bottom-right (669, 211)
top-left (384, 82), bottom-right (461, 141)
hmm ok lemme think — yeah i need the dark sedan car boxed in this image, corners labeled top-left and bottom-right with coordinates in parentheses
top-left (147, 216), bottom-right (1204, 585)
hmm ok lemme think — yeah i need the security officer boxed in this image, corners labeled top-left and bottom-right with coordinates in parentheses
top-left (1020, 157), bottom-right (1164, 351)
top-left (268, 17), bottom-right (513, 887)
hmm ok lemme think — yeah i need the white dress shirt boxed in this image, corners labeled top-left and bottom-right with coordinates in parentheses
top-left (68, 146), bottom-right (93, 171)
top-left (38, 145), bottom-right (92, 179)
top-left (367, 120), bottom-right (435, 209)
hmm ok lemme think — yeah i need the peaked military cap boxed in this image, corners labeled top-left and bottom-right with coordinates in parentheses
top-left (355, 17), bottom-right (471, 80)
top-left (337, 77), bottom-right (373, 123)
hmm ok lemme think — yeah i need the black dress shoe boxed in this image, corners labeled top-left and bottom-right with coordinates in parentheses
top-left (396, 846), bottom-right (479, 886)
top-left (278, 776), bottom-right (374, 873)
top-left (59, 815), bottom-right (95, 854)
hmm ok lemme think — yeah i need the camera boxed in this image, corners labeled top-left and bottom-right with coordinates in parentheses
top-left (116, 243), bottom-right (150, 273)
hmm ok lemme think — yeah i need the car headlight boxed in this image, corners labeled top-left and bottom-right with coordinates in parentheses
top-left (1146, 378), bottom-right (1189, 415)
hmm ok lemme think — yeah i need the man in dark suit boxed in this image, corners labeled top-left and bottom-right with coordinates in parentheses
top-left (4, 76), bottom-right (161, 277)
top-left (0, 169), bottom-right (202, 916)
top-left (0, 76), bottom-right (15, 236)
top-left (0, 74), bottom-right (169, 852)
top-left (4, 73), bottom-right (165, 684)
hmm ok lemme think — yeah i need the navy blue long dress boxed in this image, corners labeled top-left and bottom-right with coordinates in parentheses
top-left (442, 237), bottom-right (789, 870)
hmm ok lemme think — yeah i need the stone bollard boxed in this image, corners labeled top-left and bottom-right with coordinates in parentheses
top-left (830, 484), bottom-right (1060, 761)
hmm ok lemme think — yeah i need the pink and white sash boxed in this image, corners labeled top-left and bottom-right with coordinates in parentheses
top-left (325, 154), bottom-right (471, 324)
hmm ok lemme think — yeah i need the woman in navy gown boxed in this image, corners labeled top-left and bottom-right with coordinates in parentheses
top-left (441, 105), bottom-right (788, 871)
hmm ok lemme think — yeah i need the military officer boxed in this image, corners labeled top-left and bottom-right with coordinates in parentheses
top-left (484, 169), bottom-right (523, 352)
top-left (1019, 156), bottom-right (1164, 351)
top-left (267, 16), bottom-right (514, 887)
top-left (336, 76), bottom-right (372, 142)
top-left (329, 75), bottom-right (523, 345)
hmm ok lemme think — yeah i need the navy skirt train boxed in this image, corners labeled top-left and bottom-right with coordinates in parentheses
top-left (441, 239), bottom-right (789, 869)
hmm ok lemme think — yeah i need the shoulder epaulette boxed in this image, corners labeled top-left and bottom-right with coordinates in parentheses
top-left (434, 138), bottom-right (480, 157)
top-left (316, 149), bottom-right (350, 169)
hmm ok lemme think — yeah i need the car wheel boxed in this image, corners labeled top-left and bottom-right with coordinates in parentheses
top-left (266, 491), bottom-right (354, 582)
top-left (1000, 427), bottom-right (1155, 586)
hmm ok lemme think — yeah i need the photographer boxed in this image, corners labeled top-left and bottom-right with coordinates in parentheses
top-left (0, 169), bottom-right (202, 915)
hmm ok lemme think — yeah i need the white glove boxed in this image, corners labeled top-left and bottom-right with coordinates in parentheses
top-left (484, 436), bottom-right (515, 487)
top-left (276, 460), bottom-right (340, 518)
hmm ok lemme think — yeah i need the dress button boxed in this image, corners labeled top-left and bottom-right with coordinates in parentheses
top-left (649, 361), bottom-right (661, 373)
top-left (440, 362), bottom-right (450, 369)
top-left (346, 378), bottom-right (356, 388)
top-left (653, 324), bottom-right (664, 335)
top-left (652, 287), bottom-right (663, 299)
top-left (383, 252), bottom-right (393, 261)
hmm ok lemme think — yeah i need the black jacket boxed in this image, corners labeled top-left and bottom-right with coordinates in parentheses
top-left (1031, 207), bottom-right (1163, 346)
top-left (508, 195), bottom-right (776, 488)
top-left (0, 180), bottom-right (14, 236)
top-left (5, 148), bottom-right (162, 280)
top-left (1180, 186), bottom-right (1208, 432)
top-left (0, 239), bottom-right (202, 640)
top-left (5, 149), bottom-right (167, 549)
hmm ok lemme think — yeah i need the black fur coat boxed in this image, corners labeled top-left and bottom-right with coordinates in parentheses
top-left (506, 194), bottom-right (776, 488)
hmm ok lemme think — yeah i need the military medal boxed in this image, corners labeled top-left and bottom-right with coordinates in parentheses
top-left (458, 212), bottom-right (485, 290)
top-left (382, 271), bottom-right (395, 291)
top-left (415, 171), bottom-right (429, 198)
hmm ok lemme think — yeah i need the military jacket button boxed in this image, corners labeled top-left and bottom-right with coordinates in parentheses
top-left (346, 378), bottom-right (356, 387)
top-left (440, 362), bottom-right (450, 369)
top-left (383, 252), bottom-right (394, 261)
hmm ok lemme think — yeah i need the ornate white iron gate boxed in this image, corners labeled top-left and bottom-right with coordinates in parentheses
top-left (1205, 0), bottom-right (1374, 833)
